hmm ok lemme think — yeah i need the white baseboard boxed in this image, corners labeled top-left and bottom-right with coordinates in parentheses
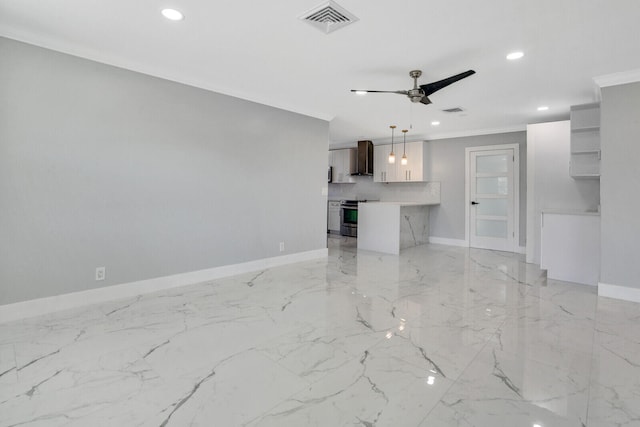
top-left (0, 249), bottom-right (328, 323)
top-left (428, 237), bottom-right (469, 247)
top-left (428, 237), bottom-right (526, 255)
top-left (598, 282), bottom-right (640, 303)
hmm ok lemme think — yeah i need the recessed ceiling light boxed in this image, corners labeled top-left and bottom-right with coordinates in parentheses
top-left (506, 51), bottom-right (524, 60)
top-left (161, 8), bottom-right (184, 21)
top-left (354, 90), bottom-right (367, 95)
top-left (537, 106), bottom-right (549, 111)
top-left (431, 121), bottom-right (440, 126)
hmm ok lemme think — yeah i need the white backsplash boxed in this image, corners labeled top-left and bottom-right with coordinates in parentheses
top-left (328, 177), bottom-right (440, 204)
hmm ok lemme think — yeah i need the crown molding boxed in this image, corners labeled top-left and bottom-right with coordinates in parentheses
top-left (594, 69), bottom-right (640, 88)
top-left (425, 124), bottom-right (527, 141)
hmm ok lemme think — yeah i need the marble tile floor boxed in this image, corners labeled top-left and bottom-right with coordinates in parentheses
top-left (1, 236), bottom-right (639, 426)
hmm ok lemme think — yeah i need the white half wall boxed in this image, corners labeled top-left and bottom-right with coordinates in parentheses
top-left (526, 121), bottom-right (600, 264)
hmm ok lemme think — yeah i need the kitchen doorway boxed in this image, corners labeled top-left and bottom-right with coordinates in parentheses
top-left (465, 144), bottom-right (520, 252)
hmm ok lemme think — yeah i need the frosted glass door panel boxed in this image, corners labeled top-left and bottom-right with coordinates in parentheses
top-left (476, 220), bottom-right (508, 238)
top-left (476, 177), bottom-right (508, 195)
top-left (476, 198), bottom-right (508, 216)
top-left (476, 154), bottom-right (508, 173)
top-left (469, 147), bottom-right (516, 252)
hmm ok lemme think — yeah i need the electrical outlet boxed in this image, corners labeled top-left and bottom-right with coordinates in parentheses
top-left (95, 267), bottom-right (106, 281)
top-left (279, 242), bottom-right (285, 252)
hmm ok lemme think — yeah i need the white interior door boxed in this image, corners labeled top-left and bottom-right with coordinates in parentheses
top-left (469, 148), bottom-right (516, 252)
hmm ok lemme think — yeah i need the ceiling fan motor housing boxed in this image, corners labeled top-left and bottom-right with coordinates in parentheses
top-left (409, 70), bottom-right (424, 102)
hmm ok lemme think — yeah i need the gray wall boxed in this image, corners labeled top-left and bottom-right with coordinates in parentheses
top-left (600, 81), bottom-right (640, 289)
top-left (429, 132), bottom-right (527, 247)
top-left (0, 37), bottom-right (329, 305)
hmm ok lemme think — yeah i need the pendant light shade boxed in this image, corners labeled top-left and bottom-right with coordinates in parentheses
top-left (388, 125), bottom-right (396, 164)
top-left (401, 129), bottom-right (408, 165)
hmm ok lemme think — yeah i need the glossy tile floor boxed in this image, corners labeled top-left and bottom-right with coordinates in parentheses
top-left (1, 237), bottom-right (639, 426)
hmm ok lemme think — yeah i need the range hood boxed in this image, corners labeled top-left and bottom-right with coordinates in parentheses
top-left (351, 140), bottom-right (374, 176)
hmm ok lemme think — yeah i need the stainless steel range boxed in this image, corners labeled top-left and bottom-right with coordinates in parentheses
top-left (340, 200), bottom-right (359, 237)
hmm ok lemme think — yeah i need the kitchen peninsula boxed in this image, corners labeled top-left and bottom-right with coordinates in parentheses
top-left (358, 202), bottom-right (438, 254)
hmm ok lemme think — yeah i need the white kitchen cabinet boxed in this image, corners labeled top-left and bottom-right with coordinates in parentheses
top-left (327, 201), bottom-right (341, 233)
top-left (398, 141), bottom-right (428, 182)
top-left (373, 144), bottom-right (397, 182)
top-left (374, 141), bottom-right (429, 182)
top-left (570, 103), bottom-right (600, 179)
top-left (329, 148), bottom-right (356, 183)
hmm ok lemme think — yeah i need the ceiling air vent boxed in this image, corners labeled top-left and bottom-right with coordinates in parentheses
top-left (299, 1), bottom-right (359, 34)
top-left (442, 107), bottom-right (464, 113)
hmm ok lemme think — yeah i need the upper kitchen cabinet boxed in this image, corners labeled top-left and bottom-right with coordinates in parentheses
top-left (570, 103), bottom-right (600, 179)
top-left (374, 141), bottom-right (430, 183)
top-left (398, 141), bottom-right (429, 182)
top-left (373, 144), bottom-right (397, 183)
top-left (329, 148), bottom-right (356, 183)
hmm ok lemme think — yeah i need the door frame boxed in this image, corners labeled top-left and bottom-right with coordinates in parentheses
top-left (464, 143), bottom-right (520, 252)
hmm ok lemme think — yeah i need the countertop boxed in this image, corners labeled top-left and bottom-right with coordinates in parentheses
top-left (363, 201), bottom-right (440, 206)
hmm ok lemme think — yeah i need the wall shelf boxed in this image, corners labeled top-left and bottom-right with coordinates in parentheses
top-left (572, 173), bottom-right (601, 179)
top-left (571, 126), bottom-right (600, 133)
top-left (570, 103), bottom-right (600, 179)
top-left (571, 149), bottom-right (601, 155)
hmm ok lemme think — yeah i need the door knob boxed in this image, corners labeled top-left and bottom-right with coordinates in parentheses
top-left (471, 201), bottom-right (479, 205)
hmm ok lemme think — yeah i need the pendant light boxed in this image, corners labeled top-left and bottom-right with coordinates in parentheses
top-left (388, 125), bottom-right (396, 164)
top-left (401, 129), bottom-right (408, 165)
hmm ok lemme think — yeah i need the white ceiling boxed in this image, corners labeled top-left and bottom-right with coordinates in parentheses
top-left (1, 0), bottom-right (639, 146)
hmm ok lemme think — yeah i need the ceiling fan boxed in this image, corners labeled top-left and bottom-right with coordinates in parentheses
top-left (351, 69), bottom-right (476, 105)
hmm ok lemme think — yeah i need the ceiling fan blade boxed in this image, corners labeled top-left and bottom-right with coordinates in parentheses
top-left (351, 90), bottom-right (408, 95)
top-left (420, 70), bottom-right (476, 97)
top-left (419, 96), bottom-right (432, 105)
